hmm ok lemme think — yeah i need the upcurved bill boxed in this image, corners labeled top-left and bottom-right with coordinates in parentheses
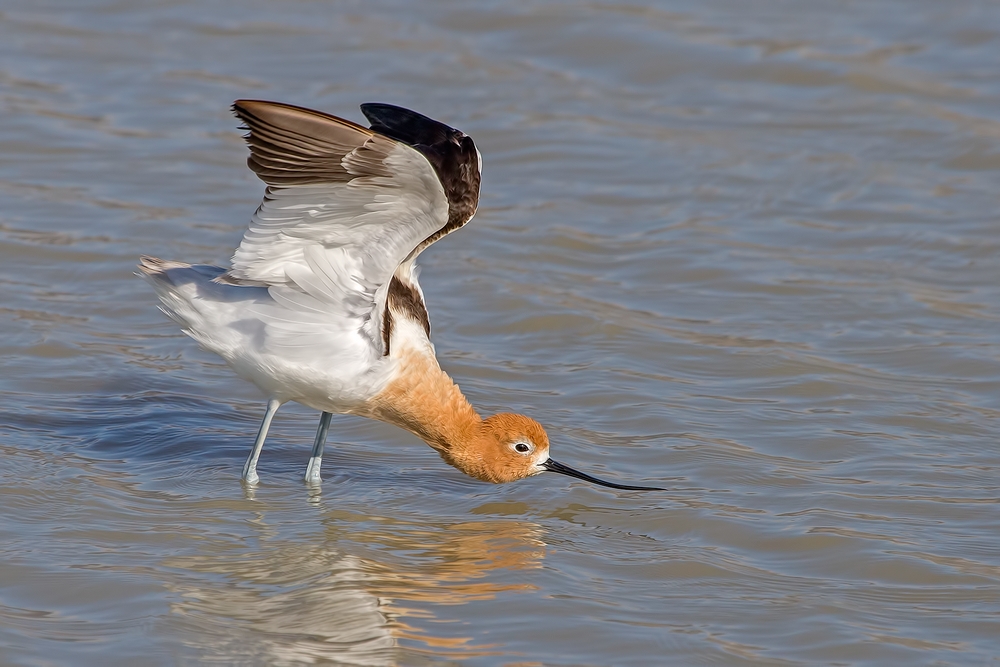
top-left (541, 459), bottom-right (664, 491)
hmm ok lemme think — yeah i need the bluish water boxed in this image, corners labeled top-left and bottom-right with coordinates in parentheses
top-left (2, 1), bottom-right (1000, 664)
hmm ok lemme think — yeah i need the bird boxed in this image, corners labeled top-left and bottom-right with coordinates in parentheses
top-left (139, 99), bottom-right (662, 491)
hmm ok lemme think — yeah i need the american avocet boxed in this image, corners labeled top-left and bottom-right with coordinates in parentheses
top-left (139, 100), bottom-right (661, 491)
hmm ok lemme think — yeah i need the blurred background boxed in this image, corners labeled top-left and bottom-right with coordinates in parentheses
top-left (1, 1), bottom-right (999, 664)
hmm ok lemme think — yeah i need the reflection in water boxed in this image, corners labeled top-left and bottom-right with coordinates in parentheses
top-left (167, 550), bottom-right (393, 666)
top-left (363, 520), bottom-right (546, 655)
top-left (163, 516), bottom-right (545, 664)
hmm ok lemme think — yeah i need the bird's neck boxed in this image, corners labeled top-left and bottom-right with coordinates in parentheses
top-left (365, 346), bottom-right (484, 458)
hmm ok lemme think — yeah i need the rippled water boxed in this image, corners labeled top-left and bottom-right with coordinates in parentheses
top-left (3, 1), bottom-right (1000, 664)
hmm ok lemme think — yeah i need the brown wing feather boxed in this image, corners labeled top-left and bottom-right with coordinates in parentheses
top-left (233, 99), bottom-right (391, 185)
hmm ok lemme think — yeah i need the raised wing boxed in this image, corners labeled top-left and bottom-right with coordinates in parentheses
top-left (223, 100), bottom-right (480, 354)
top-left (361, 103), bottom-right (481, 256)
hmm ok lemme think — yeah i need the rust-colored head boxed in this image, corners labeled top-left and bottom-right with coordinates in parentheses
top-left (450, 413), bottom-right (551, 484)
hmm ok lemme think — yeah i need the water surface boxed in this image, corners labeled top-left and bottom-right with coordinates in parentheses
top-left (2, 1), bottom-right (1000, 664)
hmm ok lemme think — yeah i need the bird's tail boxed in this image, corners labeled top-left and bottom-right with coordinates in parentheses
top-left (136, 255), bottom-right (221, 332)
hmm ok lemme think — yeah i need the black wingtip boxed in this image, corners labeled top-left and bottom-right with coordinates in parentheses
top-left (360, 103), bottom-right (459, 147)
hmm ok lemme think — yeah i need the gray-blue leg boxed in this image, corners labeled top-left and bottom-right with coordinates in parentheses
top-left (242, 398), bottom-right (281, 485)
top-left (304, 411), bottom-right (332, 485)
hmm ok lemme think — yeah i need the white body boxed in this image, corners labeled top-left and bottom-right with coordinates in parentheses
top-left (143, 260), bottom-right (400, 413)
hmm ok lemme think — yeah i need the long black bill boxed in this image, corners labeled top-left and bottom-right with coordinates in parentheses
top-left (542, 459), bottom-right (664, 491)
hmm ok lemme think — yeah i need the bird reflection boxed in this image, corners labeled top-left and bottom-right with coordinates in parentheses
top-left (161, 515), bottom-right (546, 663)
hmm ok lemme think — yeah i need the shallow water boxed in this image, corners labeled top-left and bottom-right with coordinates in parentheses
top-left (2, 1), bottom-right (1000, 664)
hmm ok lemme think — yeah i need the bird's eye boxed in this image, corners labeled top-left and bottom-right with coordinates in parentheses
top-left (513, 442), bottom-right (532, 454)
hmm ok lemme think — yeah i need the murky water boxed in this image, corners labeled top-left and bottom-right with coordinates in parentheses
top-left (2, 1), bottom-right (1000, 664)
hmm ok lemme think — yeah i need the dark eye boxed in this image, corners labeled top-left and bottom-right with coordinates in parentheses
top-left (514, 442), bottom-right (531, 454)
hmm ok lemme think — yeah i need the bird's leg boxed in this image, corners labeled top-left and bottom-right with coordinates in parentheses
top-left (242, 399), bottom-right (281, 485)
top-left (304, 411), bottom-right (332, 485)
